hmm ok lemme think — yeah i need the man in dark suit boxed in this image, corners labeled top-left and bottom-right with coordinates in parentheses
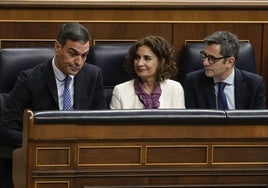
top-left (0, 22), bottom-right (107, 188)
top-left (184, 31), bottom-right (266, 109)
top-left (0, 22), bottom-right (107, 149)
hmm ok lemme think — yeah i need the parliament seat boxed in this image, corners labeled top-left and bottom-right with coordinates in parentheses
top-left (87, 43), bottom-right (132, 104)
top-left (0, 47), bottom-right (54, 188)
top-left (178, 42), bottom-right (257, 86)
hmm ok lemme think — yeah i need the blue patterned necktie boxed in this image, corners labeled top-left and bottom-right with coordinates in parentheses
top-left (63, 76), bottom-right (72, 110)
top-left (217, 82), bottom-right (228, 110)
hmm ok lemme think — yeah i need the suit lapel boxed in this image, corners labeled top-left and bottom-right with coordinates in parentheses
top-left (206, 78), bottom-right (216, 109)
top-left (45, 62), bottom-right (59, 107)
top-left (234, 68), bottom-right (246, 109)
top-left (73, 69), bottom-right (85, 109)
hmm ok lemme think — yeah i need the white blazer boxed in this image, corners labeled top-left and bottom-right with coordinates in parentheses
top-left (110, 79), bottom-right (185, 109)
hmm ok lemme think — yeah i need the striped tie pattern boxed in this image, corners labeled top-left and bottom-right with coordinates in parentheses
top-left (63, 76), bottom-right (72, 110)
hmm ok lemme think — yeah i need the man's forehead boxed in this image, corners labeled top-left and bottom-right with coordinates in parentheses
top-left (65, 41), bottom-right (90, 53)
top-left (205, 44), bottom-right (221, 53)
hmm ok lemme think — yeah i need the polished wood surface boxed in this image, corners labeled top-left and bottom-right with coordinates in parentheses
top-left (12, 110), bottom-right (268, 188)
top-left (1, 9), bottom-right (268, 21)
top-left (1, 0), bottom-right (268, 9)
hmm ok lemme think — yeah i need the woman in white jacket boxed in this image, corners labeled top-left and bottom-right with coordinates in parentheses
top-left (110, 35), bottom-right (185, 109)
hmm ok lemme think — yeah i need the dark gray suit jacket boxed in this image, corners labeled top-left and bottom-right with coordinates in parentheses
top-left (0, 60), bottom-right (107, 148)
top-left (184, 68), bottom-right (266, 109)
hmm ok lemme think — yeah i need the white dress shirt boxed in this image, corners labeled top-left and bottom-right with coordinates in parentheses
top-left (52, 58), bottom-right (74, 110)
top-left (214, 67), bottom-right (235, 110)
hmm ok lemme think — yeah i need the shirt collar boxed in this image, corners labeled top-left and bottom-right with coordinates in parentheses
top-left (52, 57), bottom-right (74, 82)
top-left (214, 67), bottom-right (235, 85)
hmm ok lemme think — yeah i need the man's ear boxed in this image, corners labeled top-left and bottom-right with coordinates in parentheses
top-left (227, 57), bottom-right (236, 67)
top-left (54, 41), bottom-right (61, 54)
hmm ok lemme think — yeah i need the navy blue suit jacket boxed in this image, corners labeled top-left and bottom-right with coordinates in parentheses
top-left (0, 60), bottom-right (107, 148)
top-left (184, 68), bottom-right (266, 109)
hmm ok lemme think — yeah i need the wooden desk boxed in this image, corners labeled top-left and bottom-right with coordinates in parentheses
top-left (13, 109), bottom-right (268, 188)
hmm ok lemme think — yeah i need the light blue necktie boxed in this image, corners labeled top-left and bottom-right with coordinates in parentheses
top-left (63, 76), bottom-right (72, 110)
top-left (217, 82), bottom-right (228, 110)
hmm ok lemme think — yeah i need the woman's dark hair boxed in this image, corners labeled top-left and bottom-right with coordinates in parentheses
top-left (124, 35), bottom-right (177, 83)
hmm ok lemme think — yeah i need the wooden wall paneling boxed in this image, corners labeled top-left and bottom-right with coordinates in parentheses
top-left (0, 22), bottom-right (64, 39)
top-left (1, 9), bottom-right (268, 22)
top-left (0, 22), bottom-right (173, 48)
top-left (84, 23), bottom-right (173, 42)
top-left (3, 0), bottom-right (268, 10)
top-left (0, 40), bottom-right (55, 48)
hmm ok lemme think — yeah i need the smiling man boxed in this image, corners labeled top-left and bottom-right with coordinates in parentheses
top-left (184, 31), bottom-right (266, 110)
top-left (0, 22), bottom-right (107, 149)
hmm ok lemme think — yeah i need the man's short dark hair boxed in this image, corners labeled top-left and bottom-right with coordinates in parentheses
top-left (56, 22), bottom-right (91, 46)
